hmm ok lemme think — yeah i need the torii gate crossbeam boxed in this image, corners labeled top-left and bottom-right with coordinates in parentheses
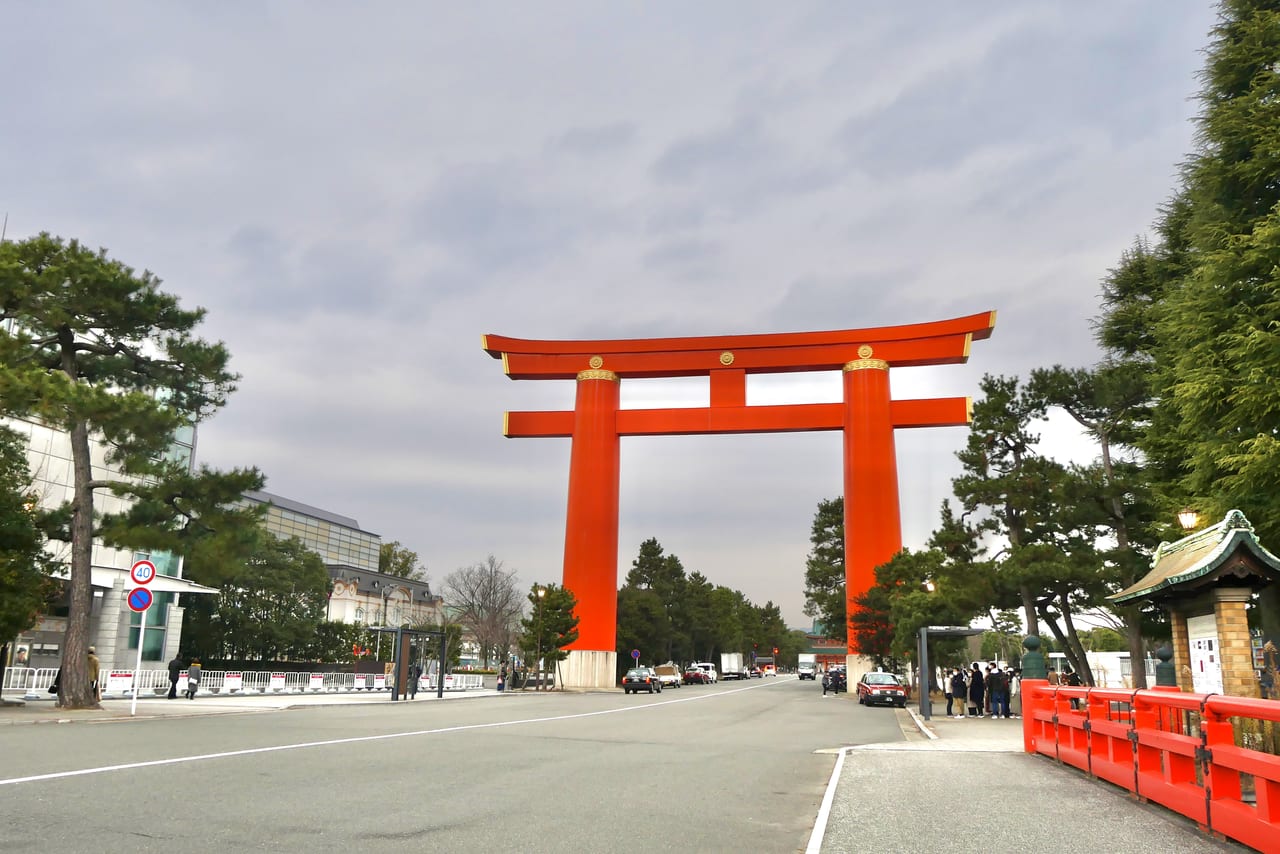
top-left (483, 311), bottom-right (995, 689)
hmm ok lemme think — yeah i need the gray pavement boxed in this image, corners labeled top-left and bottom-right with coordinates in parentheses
top-left (0, 684), bottom-right (501, 725)
top-left (2, 685), bottom-right (1253, 852)
top-left (808, 705), bottom-right (1247, 853)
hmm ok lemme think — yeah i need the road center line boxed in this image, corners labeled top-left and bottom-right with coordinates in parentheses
top-left (0, 679), bottom-right (787, 787)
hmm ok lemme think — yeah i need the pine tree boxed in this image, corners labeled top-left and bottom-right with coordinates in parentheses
top-left (802, 497), bottom-right (845, 641)
top-left (0, 234), bottom-right (261, 708)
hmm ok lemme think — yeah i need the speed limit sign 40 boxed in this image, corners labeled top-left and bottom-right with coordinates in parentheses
top-left (130, 559), bottom-right (157, 585)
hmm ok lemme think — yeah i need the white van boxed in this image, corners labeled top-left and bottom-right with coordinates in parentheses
top-left (692, 662), bottom-right (718, 683)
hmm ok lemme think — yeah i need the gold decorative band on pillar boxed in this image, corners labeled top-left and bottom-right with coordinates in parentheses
top-left (843, 358), bottom-right (888, 372)
top-left (843, 344), bottom-right (888, 372)
top-left (576, 369), bottom-right (619, 382)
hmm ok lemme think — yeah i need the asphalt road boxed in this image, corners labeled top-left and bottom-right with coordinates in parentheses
top-left (0, 676), bottom-right (904, 853)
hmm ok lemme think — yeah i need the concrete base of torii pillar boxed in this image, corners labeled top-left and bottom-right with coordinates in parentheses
top-left (559, 650), bottom-right (617, 690)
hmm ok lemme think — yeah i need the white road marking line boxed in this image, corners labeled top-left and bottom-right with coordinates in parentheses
top-left (0, 679), bottom-right (787, 788)
top-left (806, 746), bottom-right (850, 854)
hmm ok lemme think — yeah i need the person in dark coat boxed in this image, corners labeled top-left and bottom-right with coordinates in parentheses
top-left (167, 655), bottom-right (183, 699)
top-left (967, 662), bottom-right (985, 717)
top-left (408, 663), bottom-right (422, 699)
top-left (949, 669), bottom-right (968, 718)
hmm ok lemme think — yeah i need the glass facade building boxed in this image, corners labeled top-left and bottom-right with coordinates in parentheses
top-left (243, 490), bottom-right (380, 571)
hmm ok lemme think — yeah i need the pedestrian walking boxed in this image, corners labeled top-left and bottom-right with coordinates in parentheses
top-left (167, 655), bottom-right (183, 699)
top-left (967, 662), bottom-right (985, 717)
top-left (1063, 664), bottom-right (1082, 710)
top-left (87, 646), bottom-right (101, 703)
top-left (408, 663), bottom-right (422, 699)
top-left (186, 658), bottom-right (202, 699)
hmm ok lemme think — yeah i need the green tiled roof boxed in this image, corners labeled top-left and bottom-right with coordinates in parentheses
top-left (1111, 510), bottom-right (1280, 604)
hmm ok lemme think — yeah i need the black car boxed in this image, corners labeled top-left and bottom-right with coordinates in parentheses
top-left (821, 668), bottom-right (847, 694)
top-left (622, 667), bottom-right (662, 694)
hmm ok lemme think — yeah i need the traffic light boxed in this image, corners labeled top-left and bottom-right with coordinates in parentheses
top-left (773, 647), bottom-right (779, 655)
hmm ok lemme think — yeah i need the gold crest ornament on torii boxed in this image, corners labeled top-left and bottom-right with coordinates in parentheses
top-left (483, 311), bottom-right (995, 689)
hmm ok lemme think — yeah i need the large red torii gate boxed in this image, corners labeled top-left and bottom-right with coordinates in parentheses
top-left (484, 311), bottom-right (995, 688)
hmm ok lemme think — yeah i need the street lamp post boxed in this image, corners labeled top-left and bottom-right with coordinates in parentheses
top-left (375, 585), bottom-right (392, 659)
top-left (534, 587), bottom-right (546, 691)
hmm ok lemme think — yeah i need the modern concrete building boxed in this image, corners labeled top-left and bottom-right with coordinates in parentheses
top-left (6, 418), bottom-right (218, 673)
top-left (243, 490), bottom-right (443, 629)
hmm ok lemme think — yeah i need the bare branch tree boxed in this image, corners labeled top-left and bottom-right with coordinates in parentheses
top-left (443, 555), bottom-right (524, 667)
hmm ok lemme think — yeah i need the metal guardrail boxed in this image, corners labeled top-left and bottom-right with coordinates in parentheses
top-left (1023, 679), bottom-right (1280, 854)
top-left (2, 666), bottom-right (486, 699)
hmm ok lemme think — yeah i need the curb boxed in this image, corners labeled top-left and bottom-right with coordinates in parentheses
top-left (903, 705), bottom-right (939, 740)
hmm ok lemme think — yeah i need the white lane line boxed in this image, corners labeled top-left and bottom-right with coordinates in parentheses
top-left (0, 679), bottom-right (788, 788)
top-left (806, 746), bottom-right (851, 854)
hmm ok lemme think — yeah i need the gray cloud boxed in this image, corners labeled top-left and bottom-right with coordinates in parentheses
top-left (0, 2), bottom-right (1221, 627)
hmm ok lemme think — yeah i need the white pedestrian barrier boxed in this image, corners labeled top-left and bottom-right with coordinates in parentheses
top-left (2, 665), bottom-right (492, 699)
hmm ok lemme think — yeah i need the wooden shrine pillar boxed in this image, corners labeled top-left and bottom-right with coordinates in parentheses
top-left (560, 368), bottom-right (621, 686)
top-left (842, 347), bottom-right (902, 655)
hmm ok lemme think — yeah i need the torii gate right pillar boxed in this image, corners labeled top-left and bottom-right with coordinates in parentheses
top-left (843, 349), bottom-right (902, 660)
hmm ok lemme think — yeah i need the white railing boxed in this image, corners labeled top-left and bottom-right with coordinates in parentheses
top-left (2, 666), bottom-right (486, 698)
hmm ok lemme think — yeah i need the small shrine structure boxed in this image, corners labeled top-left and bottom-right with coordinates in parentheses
top-left (1112, 510), bottom-right (1280, 698)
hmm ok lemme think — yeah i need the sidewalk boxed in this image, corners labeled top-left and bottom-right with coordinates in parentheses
top-left (0, 686), bottom-right (502, 725)
top-left (810, 704), bottom-right (1244, 854)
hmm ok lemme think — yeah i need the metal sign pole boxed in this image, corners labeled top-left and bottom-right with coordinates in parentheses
top-left (918, 627), bottom-right (931, 721)
top-left (130, 620), bottom-right (145, 716)
top-left (437, 631), bottom-right (446, 699)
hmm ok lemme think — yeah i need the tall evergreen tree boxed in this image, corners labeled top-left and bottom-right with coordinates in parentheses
top-left (520, 582), bottom-right (579, 683)
top-left (0, 234), bottom-right (261, 708)
top-left (802, 497), bottom-right (845, 641)
top-left (0, 426), bottom-right (57, 674)
top-left (1093, 2), bottom-right (1280, 643)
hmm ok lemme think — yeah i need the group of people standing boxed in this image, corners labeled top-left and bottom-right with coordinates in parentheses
top-left (943, 662), bottom-right (1021, 719)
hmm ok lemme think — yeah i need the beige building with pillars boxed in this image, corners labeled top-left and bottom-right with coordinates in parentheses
top-left (1112, 510), bottom-right (1279, 699)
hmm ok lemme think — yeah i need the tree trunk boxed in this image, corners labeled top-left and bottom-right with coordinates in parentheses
top-left (1039, 609), bottom-right (1079, 675)
top-left (1020, 585), bottom-right (1039, 638)
top-left (1122, 607), bottom-right (1148, 689)
top-left (62, 416), bottom-right (98, 709)
top-left (1058, 595), bottom-right (1096, 686)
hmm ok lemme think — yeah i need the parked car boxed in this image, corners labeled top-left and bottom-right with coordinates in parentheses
top-left (683, 667), bottom-right (711, 685)
top-left (691, 662), bottom-right (718, 683)
top-left (653, 663), bottom-right (682, 688)
top-left (822, 668), bottom-right (847, 694)
top-left (622, 667), bottom-right (663, 694)
top-left (797, 663), bottom-right (817, 680)
top-left (856, 671), bottom-right (908, 707)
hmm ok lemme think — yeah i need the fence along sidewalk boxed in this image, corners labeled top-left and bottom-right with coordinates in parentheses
top-left (2, 666), bottom-right (485, 700)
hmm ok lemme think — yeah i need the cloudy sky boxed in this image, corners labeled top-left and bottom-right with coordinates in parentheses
top-left (2, 3), bottom-right (1219, 628)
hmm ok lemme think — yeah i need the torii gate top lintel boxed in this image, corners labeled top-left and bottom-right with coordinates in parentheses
top-left (483, 310), bottom-right (996, 380)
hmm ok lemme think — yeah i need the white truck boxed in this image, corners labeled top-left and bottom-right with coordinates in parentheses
top-left (797, 653), bottom-right (817, 680)
top-left (720, 652), bottom-right (746, 680)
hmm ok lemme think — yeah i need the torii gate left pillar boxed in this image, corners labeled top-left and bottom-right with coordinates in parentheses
top-left (485, 312), bottom-right (994, 689)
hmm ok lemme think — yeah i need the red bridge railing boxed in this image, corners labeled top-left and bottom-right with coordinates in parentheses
top-left (1022, 679), bottom-right (1280, 853)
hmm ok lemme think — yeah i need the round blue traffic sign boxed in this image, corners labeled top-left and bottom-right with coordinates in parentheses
top-left (631, 649), bottom-right (640, 661)
top-left (127, 587), bottom-right (153, 612)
